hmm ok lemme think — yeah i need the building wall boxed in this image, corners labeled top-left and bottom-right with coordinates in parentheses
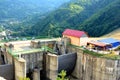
top-left (79, 34), bottom-right (88, 46)
top-left (63, 35), bottom-right (80, 46)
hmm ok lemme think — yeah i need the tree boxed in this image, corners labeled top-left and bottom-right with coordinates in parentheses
top-left (48, 23), bottom-right (55, 38)
top-left (57, 70), bottom-right (69, 80)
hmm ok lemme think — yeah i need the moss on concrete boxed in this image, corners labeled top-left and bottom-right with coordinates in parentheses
top-left (70, 45), bottom-right (120, 60)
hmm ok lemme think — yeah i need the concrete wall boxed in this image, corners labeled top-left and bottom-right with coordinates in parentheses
top-left (33, 69), bottom-right (40, 80)
top-left (45, 53), bottom-right (77, 80)
top-left (68, 47), bottom-right (120, 80)
top-left (21, 52), bottom-right (43, 73)
top-left (0, 64), bottom-right (14, 80)
top-left (6, 51), bottom-right (13, 64)
top-left (45, 53), bottom-right (58, 80)
top-left (4, 50), bottom-right (26, 80)
top-left (31, 40), bottom-right (56, 49)
top-left (14, 58), bottom-right (26, 80)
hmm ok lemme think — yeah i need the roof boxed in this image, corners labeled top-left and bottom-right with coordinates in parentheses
top-left (62, 29), bottom-right (87, 38)
top-left (98, 38), bottom-right (120, 44)
top-left (87, 41), bottom-right (107, 47)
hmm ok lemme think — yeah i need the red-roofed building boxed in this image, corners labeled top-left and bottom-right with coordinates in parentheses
top-left (62, 29), bottom-right (88, 46)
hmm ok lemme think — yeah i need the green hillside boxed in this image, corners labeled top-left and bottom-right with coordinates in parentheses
top-left (0, 0), bottom-right (70, 37)
top-left (8, 0), bottom-right (120, 37)
top-left (25, 0), bottom-right (119, 37)
top-left (80, 0), bottom-right (120, 36)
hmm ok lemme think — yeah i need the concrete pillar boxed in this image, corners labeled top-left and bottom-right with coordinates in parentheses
top-left (14, 58), bottom-right (26, 80)
top-left (0, 51), bottom-right (2, 64)
top-left (46, 53), bottom-right (58, 80)
top-left (33, 69), bottom-right (40, 80)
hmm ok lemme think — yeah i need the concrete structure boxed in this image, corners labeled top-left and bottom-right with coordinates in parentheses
top-left (0, 64), bottom-right (13, 80)
top-left (33, 69), bottom-right (40, 80)
top-left (68, 46), bottom-right (120, 80)
top-left (31, 39), bottom-right (56, 49)
top-left (14, 58), bottom-right (26, 80)
top-left (45, 53), bottom-right (58, 80)
top-left (0, 39), bottom-right (59, 80)
top-left (44, 52), bottom-right (77, 80)
top-left (1, 37), bottom-right (120, 80)
top-left (1, 41), bottom-right (43, 80)
top-left (62, 29), bottom-right (88, 46)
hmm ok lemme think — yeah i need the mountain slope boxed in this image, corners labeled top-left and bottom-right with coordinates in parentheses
top-left (0, 0), bottom-right (70, 37)
top-left (80, 0), bottom-right (120, 37)
top-left (29, 0), bottom-right (117, 37)
top-left (0, 0), bottom-right (70, 20)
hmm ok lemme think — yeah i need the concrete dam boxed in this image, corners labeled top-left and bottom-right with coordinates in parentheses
top-left (68, 47), bottom-right (120, 80)
top-left (41, 38), bottom-right (120, 80)
top-left (1, 38), bottom-right (120, 80)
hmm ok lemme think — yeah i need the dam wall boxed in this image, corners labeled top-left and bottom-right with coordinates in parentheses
top-left (68, 47), bottom-right (120, 80)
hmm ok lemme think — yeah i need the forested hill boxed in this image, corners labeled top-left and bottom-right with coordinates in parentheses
top-left (0, 0), bottom-right (70, 20)
top-left (80, 0), bottom-right (120, 36)
top-left (0, 0), bottom-right (70, 35)
top-left (28, 0), bottom-right (120, 37)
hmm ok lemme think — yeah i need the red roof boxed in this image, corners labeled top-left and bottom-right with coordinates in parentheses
top-left (62, 29), bottom-right (87, 38)
top-left (87, 41), bottom-right (107, 47)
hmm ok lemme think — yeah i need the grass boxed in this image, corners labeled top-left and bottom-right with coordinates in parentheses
top-left (70, 45), bottom-right (120, 60)
top-left (83, 49), bottom-right (120, 60)
top-left (83, 49), bottom-right (104, 57)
